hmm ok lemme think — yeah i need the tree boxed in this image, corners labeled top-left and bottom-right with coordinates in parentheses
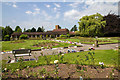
top-left (37, 27), bottom-right (42, 32)
top-left (25, 29), bottom-right (31, 32)
top-left (15, 26), bottom-right (22, 32)
top-left (103, 13), bottom-right (120, 36)
top-left (70, 25), bottom-right (78, 32)
top-left (19, 34), bottom-right (28, 39)
top-left (78, 13), bottom-right (106, 37)
top-left (0, 27), bottom-right (5, 40)
top-left (31, 27), bottom-right (36, 32)
top-left (4, 26), bottom-right (13, 36)
top-left (41, 26), bottom-right (45, 32)
top-left (23, 28), bottom-right (26, 32)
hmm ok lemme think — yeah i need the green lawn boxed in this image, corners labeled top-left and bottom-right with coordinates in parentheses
top-left (58, 37), bottom-right (118, 44)
top-left (2, 50), bottom-right (119, 71)
top-left (2, 40), bottom-right (77, 51)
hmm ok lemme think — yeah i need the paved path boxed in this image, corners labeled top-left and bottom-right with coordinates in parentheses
top-left (1, 43), bottom-right (118, 61)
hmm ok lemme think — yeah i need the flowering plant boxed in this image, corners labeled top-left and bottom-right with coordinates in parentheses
top-left (99, 62), bottom-right (104, 69)
top-left (54, 60), bottom-right (59, 64)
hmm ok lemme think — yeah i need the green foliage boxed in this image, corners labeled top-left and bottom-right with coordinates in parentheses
top-left (46, 35), bottom-right (48, 38)
top-left (25, 29), bottom-right (31, 32)
top-left (60, 34), bottom-right (67, 38)
top-left (51, 35), bottom-right (55, 38)
top-left (15, 26), bottom-right (22, 32)
top-left (2, 26), bottom-right (13, 41)
top-left (78, 13), bottom-right (106, 37)
top-left (67, 34), bottom-right (70, 38)
top-left (41, 26), bottom-right (45, 32)
top-left (40, 35), bottom-right (42, 39)
top-left (2, 40), bottom-right (76, 51)
top-left (2, 50), bottom-right (118, 74)
top-left (37, 27), bottom-right (43, 32)
top-left (103, 13), bottom-right (120, 37)
top-left (4, 35), bottom-right (10, 41)
top-left (31, 27), bottom-right (36, 32)
top-left (19, 34), bottom-right (28, 39)
top-left (70, 25), bottom-right (78, 32)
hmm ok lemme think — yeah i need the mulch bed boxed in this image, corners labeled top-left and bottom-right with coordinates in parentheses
top-left (2, 64), bottom-right (119, 79)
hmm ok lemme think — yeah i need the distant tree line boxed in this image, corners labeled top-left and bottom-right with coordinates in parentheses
top-left (0, 26), bottom-right (45, 41)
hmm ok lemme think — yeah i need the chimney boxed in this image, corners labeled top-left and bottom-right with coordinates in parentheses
top-left (55, 25), bottom-right (61, 29)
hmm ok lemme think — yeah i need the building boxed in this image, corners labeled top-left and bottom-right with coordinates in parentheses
top-left (11, 25), bottom-right (75, 40)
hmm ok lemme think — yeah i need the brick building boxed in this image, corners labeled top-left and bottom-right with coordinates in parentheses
top-left (11, 25), bottom-right (75, 40)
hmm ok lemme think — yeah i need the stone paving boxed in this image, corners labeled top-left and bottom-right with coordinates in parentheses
top-left (2, 42), bottom-right (118, 61)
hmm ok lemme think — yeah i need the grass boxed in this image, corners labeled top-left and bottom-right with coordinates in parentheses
top-left (58, 37), bottom-right (118, 44)
top-left (2, 49), bottom-right (119, 72)
top-left (2, 40), bottom-right (77, 51)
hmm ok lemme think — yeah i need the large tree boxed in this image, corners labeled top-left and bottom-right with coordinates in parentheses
top-left (78, 13), bottom-right (106, 37)
top-left (25, 29), bottom-right (31, 32)
top-left (15, 26), bottom-right (22, 32)
top-left (5, 26), bottom-right (13, 36)
top-left (103, 13), bottom-right (120, 36)
top-left (70, 25), bottom-right (78, 32)
top-left (31, 27), bottom-right (36, 32)
top-left (37, 27), bottom-right (42, 32)
top-left (41, 26), bottom-right (45, 32)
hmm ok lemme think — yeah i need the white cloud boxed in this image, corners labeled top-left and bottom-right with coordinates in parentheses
top-left (64, 9), bottom-right (81, 20)
top-left (69, 2), bottom-right (82, 8)
top-left (34, 8), bottom-right (40, 11)
top-left (54, 3), bottom-right (61, 7)
top-left (42, 10), bottom-right (52, 20)
top-left (85, 0), bottom-right (95, 5)
top-left (5, 2), bottom-right (18, 8)
top-left (45, 4), bottom-right (50, 8)
top-left (25, 7), bottom-right (40, 16)
top-left (55, 13), bottom-right (60, 19)
top-left (12, 4), bottom-right (17, 8)
top-left (25, 11), bottom-right (32, 14)
top-left (54, 7), bottom-right (57, 12)
top-left (64, 2), bottom-right (118, 21)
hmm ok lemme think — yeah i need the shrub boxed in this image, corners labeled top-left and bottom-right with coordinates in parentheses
top-left (19, 34), bottom-right (28, 39)
top-left (60, 34), bottom-right (67, 38)
top-left (67, 34), bottom-right (70, 38)
top-left (51, 35), bottom-right (55, 38)
top-left (4, 35), bottom-right (10, 41)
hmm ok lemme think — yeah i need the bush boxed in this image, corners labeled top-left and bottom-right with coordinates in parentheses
top-left (60, 34), bottom-right (67, 38)
top-left (51, 35), bottom-right (55, 38)
top-left (19, 34), bottom-right (28, 39)
top-left (67, 34), bottom-right (70, 38)
top-left (4, 35), bottom-right (10, 41)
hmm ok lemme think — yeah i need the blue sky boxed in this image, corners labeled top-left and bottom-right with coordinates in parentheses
top-left (2, 1), bottom-right (118, 31)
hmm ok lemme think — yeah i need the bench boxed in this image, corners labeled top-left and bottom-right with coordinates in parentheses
top-left (63, 47), bottom-right (68, 49)
top-left (12, 49), bottom-right (31, 62)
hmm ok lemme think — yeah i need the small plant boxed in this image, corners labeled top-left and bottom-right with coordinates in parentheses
top-left (75, 59), bottom-right (81, 70)
top-left (60, 54), bottom-right (64, 63)
top-left (99, 62), bottom-right (104, 69)
top-left (44, 55), bottom-right (51, 65)
top-left (34, 53), bottom-right (38, 62)
top-left (87, 51), bottom-right (95, 66)
top-left (54, 60), bottom-right (59, 77)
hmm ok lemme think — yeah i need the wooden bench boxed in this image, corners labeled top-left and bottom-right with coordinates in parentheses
top-left (12, 49), bottom-right (31, 62)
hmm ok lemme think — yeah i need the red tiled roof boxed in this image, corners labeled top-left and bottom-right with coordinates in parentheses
top-left (53, 29), bottom-right (69, 32)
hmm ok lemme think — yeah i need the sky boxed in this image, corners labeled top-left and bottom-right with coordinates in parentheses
top-left (1, 1), bottom-right (118, 31)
